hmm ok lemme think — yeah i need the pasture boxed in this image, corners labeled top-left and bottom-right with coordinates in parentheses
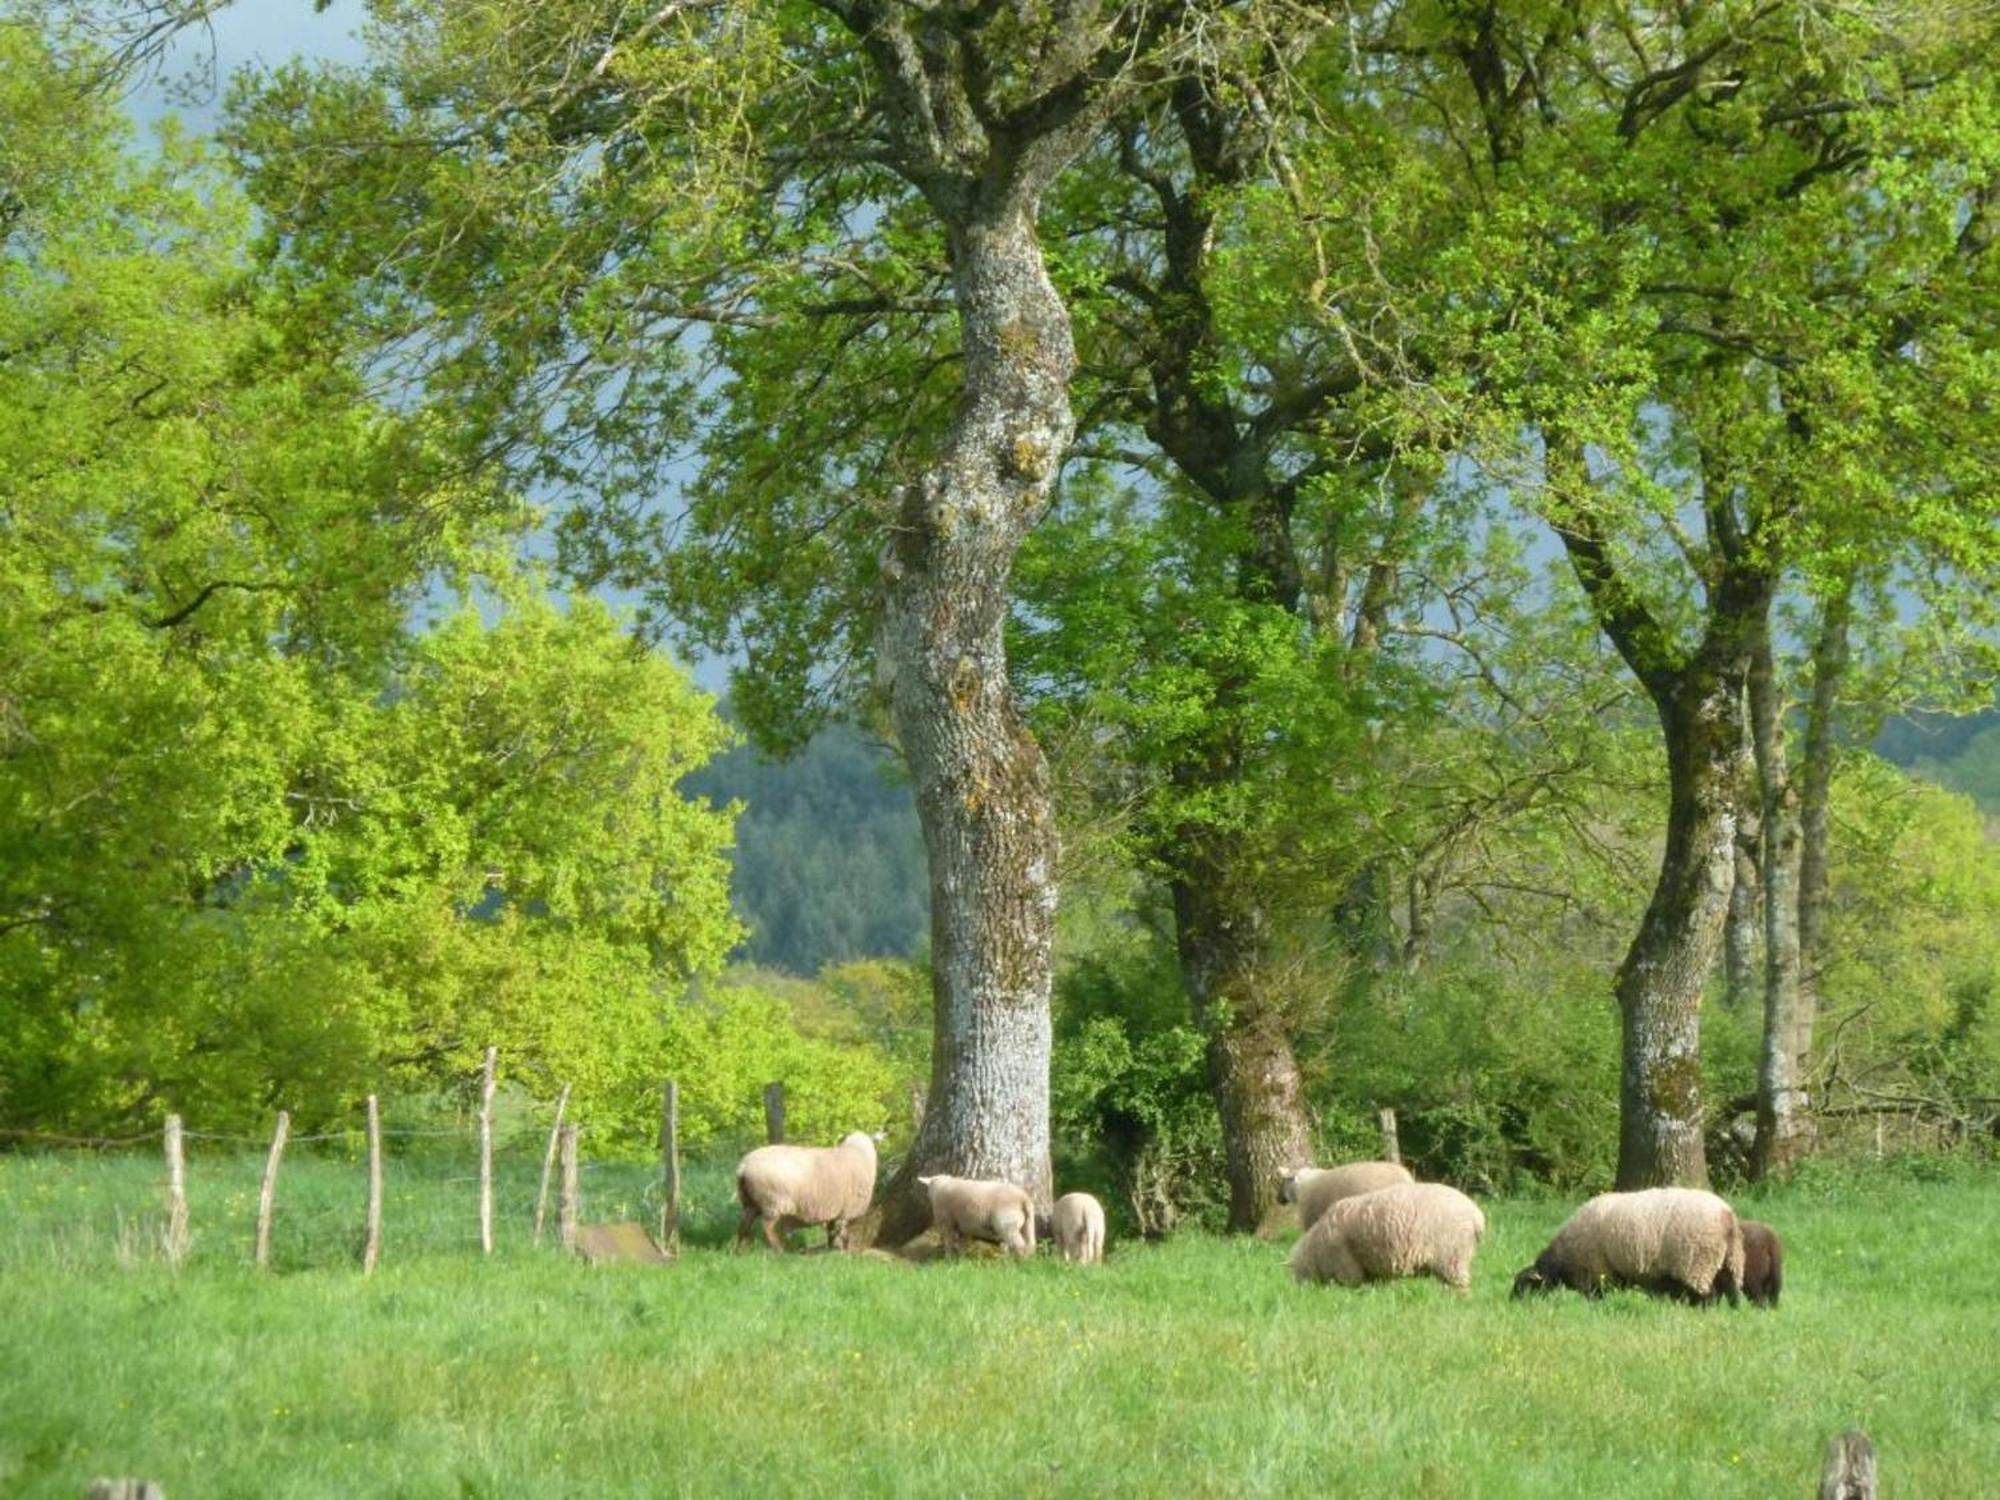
top-left (0, 1152), bottom-right (1994, 1498)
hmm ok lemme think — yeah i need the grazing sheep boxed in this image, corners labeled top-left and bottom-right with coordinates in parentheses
top-left (1051, 1192), bottom-right (1106, 1264)
top-left (1279, 1160), bottom-right (1415, 1232)
top-left (1510, 1187), bottom-right (1746, 1306)
top-left (1736, 1220), bottom-right (1783, 1308)
top-left (734, 1132), bottom-right (879, 1253)
top-left (917, 1174), bottom-right (1037, 1257)
top-left (1287, 1182), bottom-right (1486, 1291)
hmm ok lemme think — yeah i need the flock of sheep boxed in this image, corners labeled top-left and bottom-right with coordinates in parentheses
top-left (731, 1130), bottom-right (1785, 1306)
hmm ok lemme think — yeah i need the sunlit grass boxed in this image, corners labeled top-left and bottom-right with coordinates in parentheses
top-left (0, 1152), bottom-right (1994, 1497)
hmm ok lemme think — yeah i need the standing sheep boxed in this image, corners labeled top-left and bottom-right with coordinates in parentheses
top-left (1051, 1192), bottom-right (1106, 1264)
top-left (1510, 1187), bottom-right (1746, 1305)
top-left (734, 1131), bottom-right (880, 1253)
top-left (1287, 1182), bottom-right (1486, 1291)
top-left (917, 1175), bottom-right (1037, 1257)
top-left (1279, 1160), bottom-right (1415, 1232)
top-left (1736, 1220), bottom-right (1783, 1308)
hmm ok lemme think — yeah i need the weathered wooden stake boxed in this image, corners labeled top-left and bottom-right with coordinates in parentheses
top-left (363, 1093), bottom-right (383, 1275)
top-left (87, 1481), bottom-right (166, 1500)
top-left (1377, 1107), bottom-right (1402, 1166)
top-left (162, 1114), bottom-right (188, 1267)
top-left (660, 1080), bottom-right (681, 1254)
top-left (254, 1109), bottom-right (291, 1269)
top-left (1819, 1429), bottom-right (1877, 1500)
top-left (558, 1124), bottom-right (580, 1251)
top-left (479, 1044), bottom-right (498, 1256)
top-left (764, 1080), bottom-right (786, 1144)
top-left (532, 1082), bottom-right (571, 1244)
top-left (911, 1085), bottom-right (927, 1134)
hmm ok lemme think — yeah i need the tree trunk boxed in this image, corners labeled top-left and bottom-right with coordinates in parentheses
top-left (1612, 670), bottom-right (1743, 1188)
top-left (1723, 700), bottom-right (1762, 1011)
top-left (1752, 577), bottom-right (1851, 1176)
top-left (1171, 860), bottom-right (1313, 1232)
top-left (871, 205), bottom-right (1069, 1245)
top-left (1749, 622), bottom-right (1809, 1177)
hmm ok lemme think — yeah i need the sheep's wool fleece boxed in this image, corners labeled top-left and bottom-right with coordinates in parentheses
top-left (1052, 1192), bottom-right (1106, 1263)
top-left (736, 1133), bottom-right (878, 1225)
top-left (1288, 1182), bottom-right (1486, 1289)
top-left (922, 1175), bottom-right (1036, 1248)
top-left (1295, 1160), bottom-right (1415, 1231)
top-left (1547, 1187), bottom-right (1743, 1294)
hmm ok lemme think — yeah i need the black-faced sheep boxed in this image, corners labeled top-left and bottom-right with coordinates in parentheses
top-left (734, 1131), bottom-right (880, 1253)
top-left (1510, 1187), bottom-right (1745, 1306)
top-left (917, 1174), bottom-right (1036, 1257)
top-left (1279, 1160), bottom-right (1415, 1232)
top-left (1287, 1182), bottom-right (1486, 1291)
top-left (1735, 1220), bottom-right (1783, 1308)
top-left (1051, 1191), bottom-right (1106, 1264)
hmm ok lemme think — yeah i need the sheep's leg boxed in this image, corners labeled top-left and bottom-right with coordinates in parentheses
top-left (762, 1215), bottom-right (786, 1253)
top-left (734, 1205), bottom-right (760, 1253)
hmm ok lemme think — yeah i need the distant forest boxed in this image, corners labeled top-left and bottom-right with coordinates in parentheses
top-left (687, 722), bottom-right (928, 976)
top-left (696, 706), bottom-right (1999, 980)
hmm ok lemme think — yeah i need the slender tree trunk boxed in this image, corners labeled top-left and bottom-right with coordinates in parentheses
top-left (1724, 698), bottom-right (1762, 1011)
top-left (1170, 855), bottom-right (1312, 1232)
top-left (1749, 622), bottom-right (1808, 1177)
top-left (871, 205), bottom-right (1069, 1245)
top-left (1752, 577), bottom-right (1851, 1176)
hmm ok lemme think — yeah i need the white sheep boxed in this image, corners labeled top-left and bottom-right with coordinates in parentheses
top-left (1287, 1181), bottom-right (1486, 1291)
top-left (1510, 1187), bottom-right (1746, 1305)
top-left (1051, 1191), bottom-right (1106, 1264)
top-left (1280, 1160), bottom-right (1415, 1232)
top-left (733, 1131), bottom-right (880, 1253)
top-left (917, 1174), bottom-right (1037, 1257)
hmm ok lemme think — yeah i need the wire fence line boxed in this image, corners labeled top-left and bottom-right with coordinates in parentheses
top-left (0, 1064), bottom-right (796, 1275)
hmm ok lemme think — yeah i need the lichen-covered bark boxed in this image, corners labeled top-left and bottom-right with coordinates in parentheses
top-left (1171, 861), bottom-right (1313, 1232)
top-left (871, 207), bottom-right (1069, 1245)
top-left (1723, 717), bottom-right (1762, 1011)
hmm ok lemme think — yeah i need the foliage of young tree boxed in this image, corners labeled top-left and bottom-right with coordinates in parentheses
top-left (0, 24), bottom-right (741, 1139)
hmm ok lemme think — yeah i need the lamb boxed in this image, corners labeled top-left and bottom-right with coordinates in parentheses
top-left (1286, 1182), bottom-right (1486, 1291)
top-left (1736, 1220), bottom-right (1783, 1308)
top-left (1051, 1192), bottom-right (1106, 1264)
top-left (917, 1174), bottom-right (1037, 1257)
top-left (734, 1131), bottom-right (879, 1253)
top-left (1510, 1187), bottom-right (1746, 1305)
top-left (1279, 1160), bottom-right (1415, 1232)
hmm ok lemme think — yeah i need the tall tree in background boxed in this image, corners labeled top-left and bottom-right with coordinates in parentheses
top-left (1372, 1), bottom-right (2000, 1186)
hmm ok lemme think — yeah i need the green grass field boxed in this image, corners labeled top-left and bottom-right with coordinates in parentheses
top-left (1, 1148), bottom-right (1995, 1498)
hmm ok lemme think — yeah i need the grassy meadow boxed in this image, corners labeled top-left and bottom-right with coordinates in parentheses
top-left (0, 1147), bottom-right (1995, 1498)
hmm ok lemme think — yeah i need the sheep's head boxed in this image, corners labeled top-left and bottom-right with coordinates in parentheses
top-left (1277, 1169), bottom-right (1307, 1204)
top-left (1510, 1260), bottom-right (1557, 1299)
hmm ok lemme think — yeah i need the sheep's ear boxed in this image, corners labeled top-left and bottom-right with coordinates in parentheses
top-left (870, 1131), bottom-right (887, 1144)
top-left (917, 1175), bottom-right (935, 1188)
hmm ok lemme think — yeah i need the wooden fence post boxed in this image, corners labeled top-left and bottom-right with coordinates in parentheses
top-left (764, 1080), bottom-right (786, 1144)
top-left (87, 1481), bottom-right (167, 1499)
top-left (911, 1085), bottom-right (927, 1135)
top-left (254, 1110), bottom-right (290, 1270)
top-left (162, 1114), bottom-right (188, 1267)
top-left (1377, 1107), bottom-right (1402, 1166)
top-left (532, 1082), bottom-right (571, 1245)
top-left (479, 1045), bottom-right (498, 1256)
top-left (1819, 1429), bottom-right (1877, 1500)
top-left (660, 1080), bottom-right (681, 1254)
top-left (363, 1093), bottom-right (383, 1275)
top-left (559, 1124), bottom-right (580, 1251)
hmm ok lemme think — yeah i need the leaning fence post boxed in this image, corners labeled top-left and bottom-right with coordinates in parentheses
top-left (559, 1125), bottom-right (580, 1251)
top-left (479, 1045), bottom-right (498, 1256)
top-left (532, 1082), bottom-right (571, 1245)
top-left (1819, 1429), bottom-right (1877, 1500)
top-left (660, 1081), bottom-right (681, 1254)
top-left (363, 1093), bottom-right (383, 1275)
top-left (162, 1114), bottom-right (188, 1268)
top-left (254, 1109), bottom-right (291, 1269)
top-left (1377, 1107), bottom-right (1402, 1166)
top-left (764, 1080), bottom-right (786, 1144)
